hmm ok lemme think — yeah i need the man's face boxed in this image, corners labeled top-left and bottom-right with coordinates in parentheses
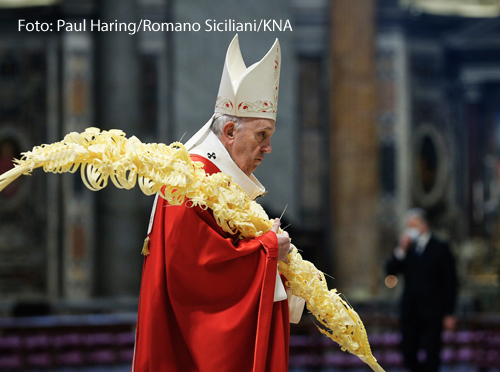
top-left (223, 118), bottom-right (275, 176)
top-left (407, 216), bottom-right (428, 235)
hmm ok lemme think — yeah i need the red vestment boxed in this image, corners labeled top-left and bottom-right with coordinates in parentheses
top-left (132, 155), bottom-right (290, 372)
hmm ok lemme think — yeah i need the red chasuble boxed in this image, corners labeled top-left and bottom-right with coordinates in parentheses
top-left (132, 155), bottom-right (290, 372)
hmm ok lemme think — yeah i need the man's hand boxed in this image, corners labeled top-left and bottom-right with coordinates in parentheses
top-left (443, 315), bottom-right (457, 331)
top-left (271, 218), bottom-right (290, 264)
top-left (398, 233), bottom-right (412, 252)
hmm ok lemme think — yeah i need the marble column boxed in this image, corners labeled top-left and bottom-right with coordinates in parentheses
top-left (329, 0), bottom-right (380, 298)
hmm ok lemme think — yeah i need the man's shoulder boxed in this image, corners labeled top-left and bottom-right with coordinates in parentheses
top-left (429, 235), bottom-right (452, 253)
top-left (430, 234), bottom-right (447, 244)
top-left (190, 154), bottom-right (221, 175)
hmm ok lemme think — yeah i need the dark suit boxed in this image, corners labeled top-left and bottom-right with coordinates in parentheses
top-left (386, 235), bottom-right (458, 372)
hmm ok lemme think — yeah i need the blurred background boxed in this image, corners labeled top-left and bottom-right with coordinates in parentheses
top-left (0, 0), bottom-right (499, 371)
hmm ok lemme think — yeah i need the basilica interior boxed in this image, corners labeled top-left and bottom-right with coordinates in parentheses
top-left (0, 0), bottom-right (499, 371)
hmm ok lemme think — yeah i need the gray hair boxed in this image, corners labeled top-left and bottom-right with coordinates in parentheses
top-left (210, 114), bottom-right (249, 137)
top-left (405, 208), bottom-right (428, 223)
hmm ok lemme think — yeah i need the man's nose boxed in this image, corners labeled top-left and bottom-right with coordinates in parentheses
top-left (261, 141), bottom-right (272, 153)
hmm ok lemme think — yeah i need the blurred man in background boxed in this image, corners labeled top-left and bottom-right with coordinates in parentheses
top-left (386, 208), bottom-right (458, 372)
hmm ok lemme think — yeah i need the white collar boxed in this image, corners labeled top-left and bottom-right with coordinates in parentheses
top-left (188, 130), bottom-right (266, 201)
top-left (417, 231), bottom-right (431, 250)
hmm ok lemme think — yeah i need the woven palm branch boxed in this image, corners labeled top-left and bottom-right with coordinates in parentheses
top-left (0, 127), bottom-right (384, 372)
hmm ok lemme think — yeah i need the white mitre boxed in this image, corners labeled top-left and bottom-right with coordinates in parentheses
top-left (215, 34), bottom-right (280, 120)
top-left (184, 34), bottom-right (281, 151)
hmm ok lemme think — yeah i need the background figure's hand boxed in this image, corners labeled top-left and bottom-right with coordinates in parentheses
top-left (399, 233), bottom-right (412, 252)
top-left (271, 218), bottom-right (290, 264)
top-left (443, 315), bottom-right (457, 331)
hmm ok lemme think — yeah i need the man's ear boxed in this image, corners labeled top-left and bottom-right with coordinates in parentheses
top-left (222, 121), bottom-right (236, 143)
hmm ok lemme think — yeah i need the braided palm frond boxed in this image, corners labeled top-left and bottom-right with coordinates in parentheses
top-left (278, 249), bottom-right (384, 372)
top-left (0, 127), bottom-right (384, 372)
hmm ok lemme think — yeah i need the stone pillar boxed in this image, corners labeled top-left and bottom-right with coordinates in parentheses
top-left (95, 0), bottom-right (143, 297)
top-left (329, 0), bottom-right (380, 298)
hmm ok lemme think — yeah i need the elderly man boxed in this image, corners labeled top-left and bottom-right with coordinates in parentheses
top-left (386, 208), bottom-right (458, 372)
top-left (132, 35), bottom-right (303, 372)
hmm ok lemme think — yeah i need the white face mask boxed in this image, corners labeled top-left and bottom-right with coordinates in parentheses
top-left (405, 228), bottom-right (420, 241)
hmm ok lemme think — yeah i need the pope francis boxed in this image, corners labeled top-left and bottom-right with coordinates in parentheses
top-left (131, 35), bottom-right (304, 372)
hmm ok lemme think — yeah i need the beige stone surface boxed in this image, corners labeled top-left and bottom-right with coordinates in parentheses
top-left (329, 0), bottom-right (380, 298)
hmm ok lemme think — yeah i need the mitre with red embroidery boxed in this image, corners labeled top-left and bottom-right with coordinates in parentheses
top-left (215, 34), bottom-right (280, 120)
top-left (184, 34), bottom-right (281, 151)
